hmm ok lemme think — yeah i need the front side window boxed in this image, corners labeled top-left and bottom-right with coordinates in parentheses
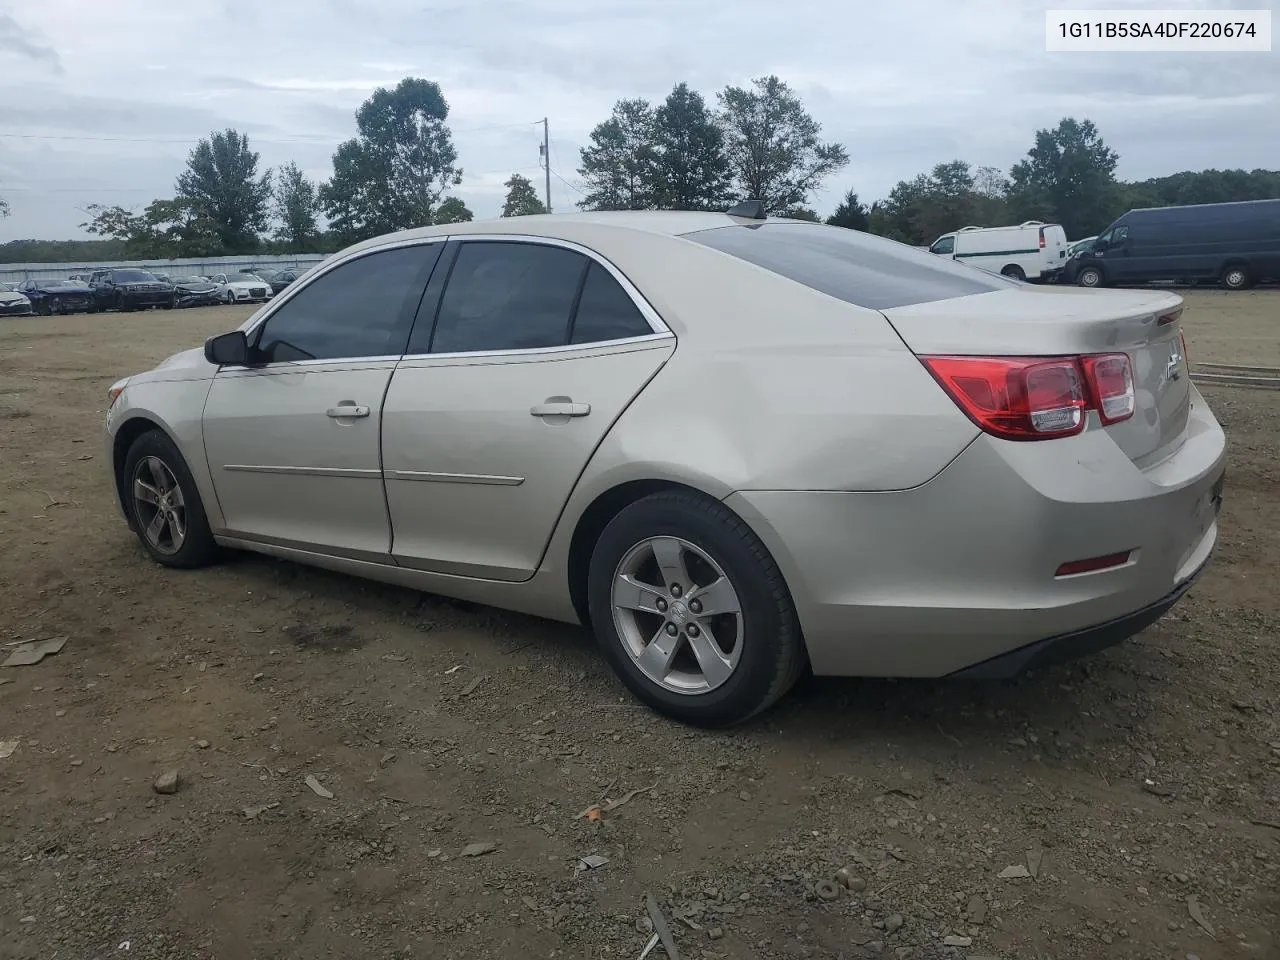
top-left (930, 236), bottom-right (955, 255)
top-left (428, 241), bottom-right (587, 354)
top-left (253, 243), bottom-right (441, 362)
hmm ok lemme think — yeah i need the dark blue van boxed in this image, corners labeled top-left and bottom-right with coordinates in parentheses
top-left (1063, 198), bottom-right (1280, 290)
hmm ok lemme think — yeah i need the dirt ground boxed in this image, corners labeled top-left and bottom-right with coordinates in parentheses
top-left (1, 290), bottom-right (1277, 960)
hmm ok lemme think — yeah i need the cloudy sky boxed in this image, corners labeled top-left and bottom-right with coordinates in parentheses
top-left (0, 0), bottom-right (1275, 241)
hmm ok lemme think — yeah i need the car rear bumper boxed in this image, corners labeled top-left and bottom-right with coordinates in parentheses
top-left (946, 551), bottom-right (1211, 678)
top-left (725, 384), bottom-right (1227, 677)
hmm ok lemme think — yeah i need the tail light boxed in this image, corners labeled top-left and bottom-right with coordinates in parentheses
top-left (1178, 330), bottom-right (1190, 367)
top-left (922, 353), bottom-right (1135, 441)
top-left (1038, 227), bottom-right (1046, 249)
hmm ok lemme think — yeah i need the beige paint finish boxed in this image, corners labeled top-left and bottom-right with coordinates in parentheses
top-left (202, 360), bottom-right (397, 559)
top-left (106, 213), bottom-right (1229, 686)
top-left (383, 339), bottom-right (674, 581)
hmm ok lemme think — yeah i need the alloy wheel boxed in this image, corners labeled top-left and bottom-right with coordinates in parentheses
top-left (131, 456), bottom-right (187, 555)
top-left (610, 536), bottom-right (743, 695)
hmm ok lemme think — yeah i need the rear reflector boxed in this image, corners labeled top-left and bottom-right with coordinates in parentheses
top-left (1055, 551), bottom-right (1132, 577)
top-left (921, 353), bottom-right (1136, 441)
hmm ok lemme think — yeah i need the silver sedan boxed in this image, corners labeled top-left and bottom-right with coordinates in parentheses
top-left (104, 210), bottom-right (1227, 726)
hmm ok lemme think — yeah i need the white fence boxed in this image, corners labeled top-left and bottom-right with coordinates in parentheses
top-left (0, 253), bottom-right (329, 284)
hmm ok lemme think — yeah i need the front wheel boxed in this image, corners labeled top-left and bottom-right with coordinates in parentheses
top-left (1000, 264), bottom-right (1026, 281)
top-left (123, 430), bottom-right (220, 569)
top-left (1077, 265), bottom-right (1104, 288)
top-left (587, 490), bottom-right (806, 727)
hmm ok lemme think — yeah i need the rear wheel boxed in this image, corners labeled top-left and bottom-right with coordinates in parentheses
top-left (1077, 265), bottom-right (1104, 288)
top-left (1221, 264), bottom-right (1250, 290)
top-left (1000, 264), bottom-right (1026, 281)
top-left (123, 430), bottom-right (219, 569)
top-left (587, 490), bottom-right (806, 727)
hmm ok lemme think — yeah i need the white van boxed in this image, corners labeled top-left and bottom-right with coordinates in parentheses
top-left (928, 221), bottom-right (1069, 282)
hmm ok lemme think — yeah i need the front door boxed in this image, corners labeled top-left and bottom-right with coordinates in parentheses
top-left (202, 241), bottom-right (444, 560)
top-left (382, 239), bottom-right (674, 581)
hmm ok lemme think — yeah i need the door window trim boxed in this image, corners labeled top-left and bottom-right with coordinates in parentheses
top-left (227, 235), bottom-right (449, 370)
top-left (401, 233), bottom-right (673, 362)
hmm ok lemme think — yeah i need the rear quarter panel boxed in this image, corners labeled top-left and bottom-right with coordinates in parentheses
top-left (554, 232), bottom-right (981, 497)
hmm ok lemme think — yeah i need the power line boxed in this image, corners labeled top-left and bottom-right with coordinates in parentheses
top-left (0, 120), bottom-right (544, 146)
top-left (550, 167), bottom-right (585, 197)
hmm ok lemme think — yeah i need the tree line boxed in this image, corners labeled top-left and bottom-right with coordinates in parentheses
top-left (1, 73), bottom-right (1277, 264)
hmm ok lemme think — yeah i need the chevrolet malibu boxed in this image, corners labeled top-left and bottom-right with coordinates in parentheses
top-left (104, 209), bottom-right (1227, 727)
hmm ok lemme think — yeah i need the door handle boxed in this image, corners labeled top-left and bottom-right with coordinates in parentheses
top-left (327, 403), bottom-right (370, 419)
top-left (530, 400), bottom-right (591, 418)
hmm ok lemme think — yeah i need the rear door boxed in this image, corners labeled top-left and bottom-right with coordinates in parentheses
top-left (381, 237), bottom-right (674, 581)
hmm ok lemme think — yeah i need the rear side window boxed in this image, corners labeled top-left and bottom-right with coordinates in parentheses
top-left (685, 222), bottom-right (1010, 310)
top-left (570, 263), bottom-right (653, 344)
top-left (429, 241), bottom-right (587, 354)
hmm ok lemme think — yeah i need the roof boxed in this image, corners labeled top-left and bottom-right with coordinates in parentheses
top-left (339, 210), bottom-right (780, 259)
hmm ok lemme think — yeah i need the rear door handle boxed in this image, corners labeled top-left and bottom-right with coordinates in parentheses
top-left (327, 403), bottom-right (370, 419)
top-left (530, 400), bottom-right (591, 418)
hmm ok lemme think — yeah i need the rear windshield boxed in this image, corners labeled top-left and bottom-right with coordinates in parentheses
top-left (684, 221), bottom-right (1011, 310)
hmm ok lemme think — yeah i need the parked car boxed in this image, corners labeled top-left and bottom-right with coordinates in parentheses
top-left (18, 278), bottom-right (94, 314)
top-left (169, 276), bottom-right (223, 309)
top-left (1066, 236), bottom-right (1097, 259)
top-left (104, 211), bottom-right (1226, 727)
top-left (0, 282), bottom-right (34, 318)
top-left (1063, 199), bottom-right (1280, 289)
top-left (258, 268), bottom-right (303, 295)
top-left (928, 221), bottom-right (1069, 282)
top-left (89, 269), bottom-right (176, 312)
top-left (208, 272), bottom-right (273, 304)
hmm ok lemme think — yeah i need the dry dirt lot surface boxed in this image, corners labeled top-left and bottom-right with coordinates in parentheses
top-left (1, 290), bottom-right (1278, 960)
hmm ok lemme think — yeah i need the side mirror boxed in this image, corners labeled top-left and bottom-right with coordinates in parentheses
top-left (204, 330), bottom-right (249, 366)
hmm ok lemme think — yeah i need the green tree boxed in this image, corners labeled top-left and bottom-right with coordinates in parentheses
top-left (175, 128), bottom-right (272, 253)
top-left (716, 75), bottom-right (849, 212)
top-left (433, 196), bottom-right (473, 224)
top-left (501, 173), bottom-right (547, 217)
top-left (870, 161), bottom-right (1005, 245)
top-left (273, 161), bottom-right (320, 252)
top-left (651, 82), bottom-right (730, 211)
top-left (826, 189), bottom-right (868, 230)
top-left (81, 198), bottom-right (222, 259)
top-left (776, 206), bottom-right (821, 221)
top-left (1007, 117), bottom-right (1120, 238)
top-left (1121, 168), bottom-right (1280, 208)
top-left (320, 77), bottom-right (463, 242)
top-left (577, 98), bottom-right (657, 211)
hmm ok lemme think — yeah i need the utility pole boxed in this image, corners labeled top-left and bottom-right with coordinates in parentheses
top-left (540, 117), bottom-right (552, 214)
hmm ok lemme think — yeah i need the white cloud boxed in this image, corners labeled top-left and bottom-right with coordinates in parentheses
top-left (0, 0), bottom-right (1275, 239)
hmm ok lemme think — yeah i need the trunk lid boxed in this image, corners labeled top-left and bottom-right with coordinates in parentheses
top-left (882, 286), bottom-right (1190, 468)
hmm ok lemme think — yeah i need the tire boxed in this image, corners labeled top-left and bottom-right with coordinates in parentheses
top-left (1077, 266), bottom-right (1104, 288)
top-left (1221, 264), bottom-right (1250, 290)
top-left (1000, 264), bottom-right (1026, 281)
top-left (586, 490), bottom-right (806, 727)
top-left (37, 299), bottom-right (51, 316)
top-left (122, 430), bottom-right (220, 569)
top-left (115, 292), bottom-right (130, 312)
